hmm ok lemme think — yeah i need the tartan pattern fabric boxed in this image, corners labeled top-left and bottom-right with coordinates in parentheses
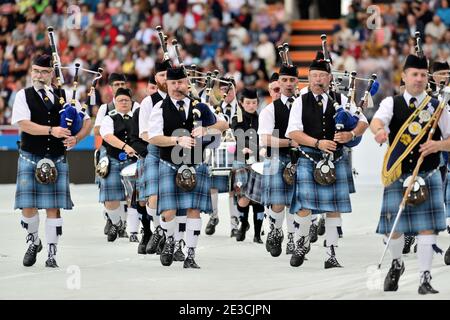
top-left (377, 169), bottom-right (446, 235)
top-left (290, 147), bottom-right (352, 215)
top-left (15, 151), bottom-right (73, 210)
top-left (143, 144), bottom-right (160, 198)
top-left (98, 158), bottom-right (132, 202)
top-left (157, 161), bottom-right (212, 214)
top-left (261, 155), bottom-right (294, 206)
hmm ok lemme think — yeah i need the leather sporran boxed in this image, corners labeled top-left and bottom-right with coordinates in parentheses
top-left (96, 156), bottom-right (110, 178)
top-left (283, 162), bottom-right (297, 186)
top-left (35, 158), bottom-right (58, 184)
top-left (403, 175), bottom-right (428, 206)
top-left (313, 158), bottom-right (336, 186)
top-left (176, 165), bottom-right (197, 192)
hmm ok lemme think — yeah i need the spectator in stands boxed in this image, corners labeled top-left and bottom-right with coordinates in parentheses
top-left (256, 33), bottom-right (276, 73)
top-left (135, 49), bottom-right (154, 81)
top-left (163, 2), bottom-right (183, 35)
top-left (425, 14), bottom-right (447, 41)
top-left (92, 2), bottom-right (112, 31)
top-left (437, 0), bottom-right (450, 27)
top-left (40, 5), bottom-right (58, 28)
top-left (263, 16), bottom-right (287, 45)
top-left (406, 13), bottom-right (425, 37)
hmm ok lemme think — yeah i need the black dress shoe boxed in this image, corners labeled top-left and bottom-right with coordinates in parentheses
top-left (160, 236), bottom-right (175, 266)
top-left (253, 235), bottom-right (263, 244)
top-left (418, 271), bottom-right (439, 295)
top-left (129, 232), bottom-right (139, 242)
top-left (324, 246), bottom-right (343, 269)
top-left (290, 237), bottom-right (309, 267)
top-left (173, 240), bottom-right (186, 262)
top-left (444, 245), bottom-right (450, 266)
top-left (23, 238), bottom-right (42, 267)
top-left (138, 230), bottom-right (152, 255)
top-left (104, 218), bottom-right (112, 235)
top-left (118, 221), bottom-right (128, 238)
top-left (384, 259), bottom-right (405, 291)
top-left (205, 216), bottom-right (219, 235)
top-left (236, 221), bottom-right (249, 242)
top-left (107, 221), bottom-right (122, 242)
top-left (183, 248), bottom-right (200, 269)
top-left (45, 256), bottom-right (59, 268)
top-left (309, 223), bottom-right (319, 243)
top-left (146, 226), bottom-right (164, 254)
top-left (285, 232), bottom-right (295, 255)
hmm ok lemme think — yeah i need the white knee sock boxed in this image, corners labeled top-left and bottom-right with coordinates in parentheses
top-left (186, 218), bottom-right (202, 249)
top-left (45, 217), bottom-right (63, 255)
top-left (160, 218), bottom-right (176, 238)
top-left (325, 217), bottom-right (341, 256)
top-left (417, 234), bottom-right (436, 274)
top-left (285, 209), bottom-right (295, 234)
top-left (175, 215), bottom-right (187, 242)
top-left (211, 192), bottom-right (219, 218)
top-left (268, 208), bottom-right (284, 230)
top-left (229, 197), bottom-right (239, 229)
top-left (127, 208), bottom-right (140, 234)
top-left (146, 204), bottom-right (159, 229)
top-left (294, 214), bottom-right (311, 246)
top-left (386, 234), bottom-right (404, 262)
top-left (21, 214), bottom-right (40, 245)
top-left (106, 206), bottom-right (122, 225)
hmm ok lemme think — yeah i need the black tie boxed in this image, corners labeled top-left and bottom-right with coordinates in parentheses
top-left (225, 103), bottom-right (232, 119)
top-left (316, 95), bottom-right (323, 107)
top-left (177, 100), bottom-right (186, 122)
top-left (286, 97), bottom-right (294, 110)
top-left (409, 97), bottom-right (417, 109)
top-left (39, 89), bottom-right (53, 110)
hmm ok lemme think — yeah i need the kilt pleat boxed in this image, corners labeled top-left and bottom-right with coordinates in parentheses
top-left (261, 155), bottom-right (294, 206)
top-left (143, 144), bottom-right (160, 198)
top-left (136, 158), bottom-right (147, 202)
top-left (290, 147), bottom-right (352, 215)
top-left (14, 151), bottom-right (73, 210)
top-left (232, 161), bottom-right (263, 204)
top-left (99, 158), bottom-right (132, 202)
top-left (377, 169), bottom-right (446, 235)
top-left (157, 161), bottom-right (212, 214)
top-left (211, 174), bottom-right (230, 193)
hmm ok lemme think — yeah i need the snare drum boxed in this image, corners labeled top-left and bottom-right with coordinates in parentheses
top-left (120, 162), bottom-right (137, 203)
top-left (209, 141), bottom-right (236, 176)
top-left (245, 162), bottom-right (264, 204)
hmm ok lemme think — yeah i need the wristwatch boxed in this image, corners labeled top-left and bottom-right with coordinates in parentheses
top-left (314, 139), bottom-right (320, 149)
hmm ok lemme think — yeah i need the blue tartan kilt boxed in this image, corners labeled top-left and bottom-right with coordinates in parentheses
top-left (211, 174), bottom-right (230, 193)
top-left (231, 161), bottom-right (263, 204)
top-left (232, 161), bottom-right (248, 199)
top-left (14, 150), bottom-right (73, 210)
top-left (143, 144), bottom-right (160, 198)
top-left (99, 158), bottom-right (132, 202)
top-left (290, 147), bottom-right (352, 215)
top-left (343, 148), bottom-right (356, 194)
top-left (377, 170), bottom-right (446, 235)
top-left (157, 160), bottom-right (212, 214)
top-left (136, 158), bottom-right (147, 202)
top-left (261, 155), bottom-right (294, 206)
top-left (94, 146), bottom-right (107, 188)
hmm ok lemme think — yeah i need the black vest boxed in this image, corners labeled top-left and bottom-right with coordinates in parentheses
top-left (160, 97), bottom-right (202, 165)
top-left (21, 87), bottom-right (67, 156)
top-left (151, 91), bottom-right (164, 106)
top-left (129, 107), bottom-right (148, 157)
top-left (105, 112), bottom-right (134, 160)
top-left (267, 98), bottom-right (292, 157)
top-left (388, 95), bottom-right (441, 174)
top-left (231, 108), bottom-right (260, 162)
top-left (302, 91), bottom-right (340, 141)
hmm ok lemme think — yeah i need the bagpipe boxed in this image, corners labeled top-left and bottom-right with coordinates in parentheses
top-left (320, 34), bottom-right (379, 148)
top-left (47, 26), bottom-right (102, 136)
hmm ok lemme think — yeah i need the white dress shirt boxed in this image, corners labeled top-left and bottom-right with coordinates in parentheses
top-left (11, 87), bottom-right (89, 125)
top-left (258, 94), bottom-right (292, 136)
top-left (285, 91), bottom-right (368, 138)
top-left (94, 99), bottom-right (139, 127)
top-left (100, 110), bottom-right (134, 138)
top-left (373, 90), bottom-right (450, 139)
top-left (139, 90), bottom-right (167, 138)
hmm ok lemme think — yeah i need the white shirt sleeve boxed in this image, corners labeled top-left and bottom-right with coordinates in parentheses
top-left (372, 96), bottom-right (394, 128)
top-left (132, 101), bottom-right (140, 112)
top-left (139, 96), bottom-right (153, 137)
top-left (285, 96), bottom-right (304, 137)
top-left (99, 115), bottom-right (114, 138)
top-left (257, 103), bottom-right (275, 135)
top-left (95, 104), bottom-right (108, 127)
top-left (438, 107), bottom-right (450, 139)
top-left (147, 101), bottom-right (164, 140)
top-left (11, 89), bottom-right (30, 126)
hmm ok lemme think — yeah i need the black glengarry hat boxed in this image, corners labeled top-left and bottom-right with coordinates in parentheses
top-left (166, 67), bottom-right (186, 80)
top-left (33, 54), bottom-right (52, 68)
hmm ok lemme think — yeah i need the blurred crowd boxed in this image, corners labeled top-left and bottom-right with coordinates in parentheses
top-left (0, 0), bottom-right (289, 125)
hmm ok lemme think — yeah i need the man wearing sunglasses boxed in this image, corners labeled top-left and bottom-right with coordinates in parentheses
top-left (94, 73), bottom-right (140, 240)
top-left (268, 72), bottom-right (281, 101)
